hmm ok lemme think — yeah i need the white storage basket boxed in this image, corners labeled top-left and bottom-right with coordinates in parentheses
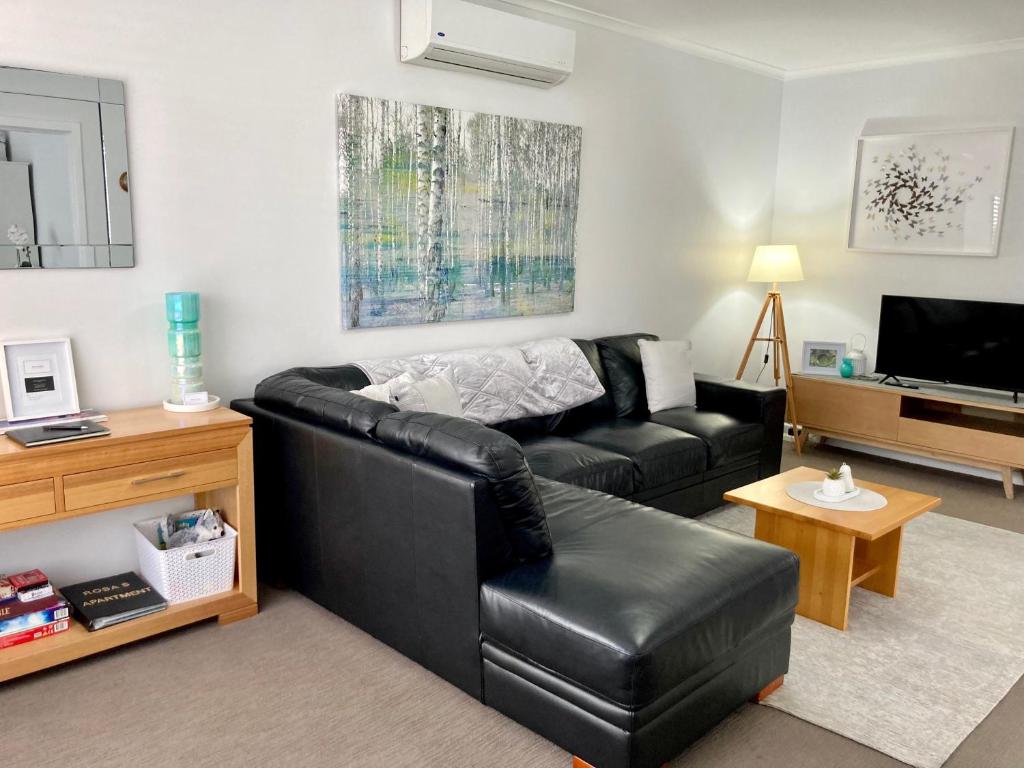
top-left (134, 517), bottom-right (237, 604)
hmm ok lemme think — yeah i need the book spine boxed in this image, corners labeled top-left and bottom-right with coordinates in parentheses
top-left (0, 619), bottom-right (70, 650)
top-left (0, 605), bottom-right (71, 638)
top-left (16, 584), bottom-right (54, 602)
top-left (8, 569), bottom-right (47, 590)
top-left (0, 596), bottom-right (68, 622)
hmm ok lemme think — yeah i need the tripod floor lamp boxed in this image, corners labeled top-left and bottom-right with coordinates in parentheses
top-left (736, 245), bottom-right (803, 454)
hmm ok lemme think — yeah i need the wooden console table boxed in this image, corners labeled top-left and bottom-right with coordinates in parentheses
top-left (0, 406), bottom-right (257, 682)
top-left (793, 374), bottom-right (1024, 499)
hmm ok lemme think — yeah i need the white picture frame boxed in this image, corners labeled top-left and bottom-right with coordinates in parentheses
top-left (803, 341), bottom-right (847, 377)
top-left (847, 127), bottom-right (1014, 257)
top-left (0, 338), bottom-right (81, 422)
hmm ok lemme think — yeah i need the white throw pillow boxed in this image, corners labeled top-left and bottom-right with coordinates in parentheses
top-left (352, 379), bottom-right (399, 404)
top-left (388, 371), bottom-right (464, 417)
top-left (638, 339), bottom-right (696, 413)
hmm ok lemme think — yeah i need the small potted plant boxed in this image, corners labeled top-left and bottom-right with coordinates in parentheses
top-left (822, 467), bottom-right (846, 498)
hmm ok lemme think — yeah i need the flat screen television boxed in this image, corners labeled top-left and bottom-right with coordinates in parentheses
top-left (876, 295), bottom-right (1024, 395)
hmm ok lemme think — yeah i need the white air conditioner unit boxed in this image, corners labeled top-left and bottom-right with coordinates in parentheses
top-left (400, 0), bottom-right (575, 88)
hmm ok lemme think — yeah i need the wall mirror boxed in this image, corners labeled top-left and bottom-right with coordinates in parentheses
top-left (0, 66), bottom-right (134, 269)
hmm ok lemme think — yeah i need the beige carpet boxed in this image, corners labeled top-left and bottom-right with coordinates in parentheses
top-left (702, 504), bottom-right (1024, 768)
top-left (2, 442), bottom-right (1023, 767)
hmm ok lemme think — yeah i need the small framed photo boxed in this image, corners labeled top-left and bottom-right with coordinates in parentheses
top-left (0, 338), bottom-right (81, 422)
top-left (802, 341), bottom-right (847, 376)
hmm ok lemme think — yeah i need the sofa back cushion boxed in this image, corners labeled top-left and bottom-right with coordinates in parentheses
top-left (375, 411), bottom-right (553, 563)
top-left (491, 411), bottom-right (566, 441)
top-left (539, 339), bottom-right (618, 435)
top-left (254, 366), bottom-right (396, 438)
top-left (596, 333), bottom-right (659, 417)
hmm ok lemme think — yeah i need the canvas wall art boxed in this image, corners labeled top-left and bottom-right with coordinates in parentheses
top-left (337, 94), bottom-right (582, 328)
top-left (848, 127), bottom-right (1014, 257)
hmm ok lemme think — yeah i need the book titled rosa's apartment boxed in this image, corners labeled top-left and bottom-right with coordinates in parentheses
top-left (61, 572), bottom-right (168, 631)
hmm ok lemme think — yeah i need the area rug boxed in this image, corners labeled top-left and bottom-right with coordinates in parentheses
top-left (701, 506), bottom-right (1024, 768)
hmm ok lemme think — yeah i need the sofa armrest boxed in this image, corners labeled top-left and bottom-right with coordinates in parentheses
top-left (694, 374), bottom-right (785, 423)
top-left (231, 399), bottom-right (504, 699)
top-left (376, 411), bottom-right (552, 563)
top-left (254, 368), bottom-right (395, 438)
top-left (694, 374), bottom-right (786, 478)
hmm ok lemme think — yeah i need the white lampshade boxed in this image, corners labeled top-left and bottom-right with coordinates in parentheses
top-left (747, 245), bottom-right (804, 284)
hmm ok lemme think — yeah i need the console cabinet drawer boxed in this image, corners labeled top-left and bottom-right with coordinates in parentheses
top-left (63, 449), bottom-right (237, 511)
top-left (0, 479), bottom-right (56, 526)
top-left (898, 417), bottom-right (1024, 466)
top-left (793, 377), bottom-right (900, 440)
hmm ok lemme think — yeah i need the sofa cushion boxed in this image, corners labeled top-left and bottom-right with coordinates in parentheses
top-left (375, 411), bottom-right (552, 563)
top-left (595, 333), bottom-right (658, 417)
top-left (492, 412), bottom-right (565, 441)
top-left (638, 338), bottom-right (696, 412)
top-left (520, 436), bottom-right (635, 497)
top-left (388, 371), bottom-right (464, 417)
top-left (650, 408), bottom-right (764, 469)
top-left (480, 479), bottom-right (799, 708)
top-left (565, 419), bottom-right (706, 491)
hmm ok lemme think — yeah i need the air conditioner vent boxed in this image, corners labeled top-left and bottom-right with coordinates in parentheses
top-left (401, 0), bottom-right (575, 88)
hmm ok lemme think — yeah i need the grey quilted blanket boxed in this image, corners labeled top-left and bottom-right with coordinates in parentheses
top-left (353, 337), bottom-right (605, 425)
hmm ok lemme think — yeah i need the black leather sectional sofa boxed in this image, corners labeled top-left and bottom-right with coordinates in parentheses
top-left (233, 333), bottom-right (799, 768)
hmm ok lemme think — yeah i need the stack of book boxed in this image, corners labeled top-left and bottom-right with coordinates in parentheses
top-left (0, 570), bottom-right (71, 650)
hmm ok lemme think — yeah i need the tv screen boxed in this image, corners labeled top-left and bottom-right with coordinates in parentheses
top-left (876, 295), bottom-right (1024, 394)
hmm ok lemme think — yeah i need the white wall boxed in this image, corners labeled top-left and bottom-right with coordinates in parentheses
top-left (771, 49), bottom-right (1024, 370)
top-left (767, 48), bottom-right (1024, 484)
top-left (0, 0), bottom-right (782, 577)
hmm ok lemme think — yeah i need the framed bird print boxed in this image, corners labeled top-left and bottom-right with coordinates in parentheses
top-left (847, 127), bottom-right (1014, 257)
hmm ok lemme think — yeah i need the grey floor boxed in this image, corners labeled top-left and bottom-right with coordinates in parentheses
top-left (2, 441), bottom-right (1022, 767)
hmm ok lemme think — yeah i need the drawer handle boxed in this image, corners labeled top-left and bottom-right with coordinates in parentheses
top-left (131, 470), bottom-right (186, 486)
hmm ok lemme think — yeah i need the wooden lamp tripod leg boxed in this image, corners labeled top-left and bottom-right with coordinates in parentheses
top-left (736, 292), bottom-right (774, 380)
top-left (774, 292), bottom-right (802, 455)
top-left (737, 289), bottom-right (802, 456)
top-left (773, 316), bottom-right (781, 386)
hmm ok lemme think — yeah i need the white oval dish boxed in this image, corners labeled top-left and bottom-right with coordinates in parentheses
top-left (813, 487), bottom-right (861, 503)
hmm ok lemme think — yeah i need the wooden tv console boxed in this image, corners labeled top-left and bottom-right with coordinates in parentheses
top-left (792, 373), bottom-right (1024, 499)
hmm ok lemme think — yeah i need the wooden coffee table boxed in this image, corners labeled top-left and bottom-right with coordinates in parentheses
top-left (724, 466), bottom-right (941, 631)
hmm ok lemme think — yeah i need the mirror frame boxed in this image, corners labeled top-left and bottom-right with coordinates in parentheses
top-left (0, 66), bottom-right (135, 269)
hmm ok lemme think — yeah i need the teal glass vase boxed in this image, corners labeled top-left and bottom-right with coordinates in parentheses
top-left (165, 292), bottom-right (206, 405)
top-left (840, 357), bottom-right (855, 378)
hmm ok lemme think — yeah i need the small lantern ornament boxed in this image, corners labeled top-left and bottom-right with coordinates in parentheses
top-left (163, 292), bottom-right (220, 412)
top-left (846, 333), bottom-right (868, 377)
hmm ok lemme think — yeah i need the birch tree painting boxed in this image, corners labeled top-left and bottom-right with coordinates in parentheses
top-left (337, 94), bottom-right (582, 328)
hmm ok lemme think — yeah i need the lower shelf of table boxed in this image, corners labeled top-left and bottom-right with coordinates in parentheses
top-left (0, 589), bottom-right (256, 682)
top-left (850, 557), bottom-right (882, 587)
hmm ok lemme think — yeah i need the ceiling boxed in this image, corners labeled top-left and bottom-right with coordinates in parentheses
top-left (498, 0), bottom-right (1024, 77)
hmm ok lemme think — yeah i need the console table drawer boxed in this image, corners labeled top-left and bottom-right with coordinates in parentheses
top-left (64, 449), bottom-right (237, 511)
top-left (898, 417), bottom-right (1024, 466)
top-left (0, 479), bottom-right (56, 526)
top-left (794, 377), bottom-right (900, 440)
